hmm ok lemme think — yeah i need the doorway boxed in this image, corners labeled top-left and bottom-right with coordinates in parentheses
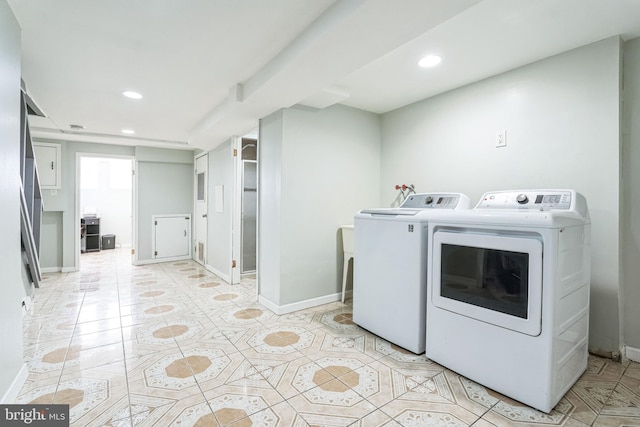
top-left (241, 138), bottom-right (257, 274)
top-left (77, 155), bottom-right (134, 269)
top-left (194, 153), bottom-right (208, 265)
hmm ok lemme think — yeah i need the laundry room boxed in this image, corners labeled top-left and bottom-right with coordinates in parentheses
top-left (4, 1), bottom-right (640, 424)
top-left (257, 35), bottom-right (638, 361)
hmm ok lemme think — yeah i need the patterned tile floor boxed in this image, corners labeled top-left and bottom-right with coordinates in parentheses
top-left (17, 248), bottom-right (640, 426)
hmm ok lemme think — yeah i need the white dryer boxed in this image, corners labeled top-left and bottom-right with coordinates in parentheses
top-left (353, 193), bottom-right (470, 354)
top-left (426, 189), bottom-right (591, 413)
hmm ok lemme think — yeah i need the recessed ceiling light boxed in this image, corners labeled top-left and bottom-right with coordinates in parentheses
top-left (418, 55), bottom-right (442, 68)
top-left (122, 90), bottom-right (143, 99)
top-left (121, 129), bottom-right (135, 135)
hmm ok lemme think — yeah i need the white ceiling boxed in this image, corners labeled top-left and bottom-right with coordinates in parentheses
top-left (8, 0), bottom-right (640, 152)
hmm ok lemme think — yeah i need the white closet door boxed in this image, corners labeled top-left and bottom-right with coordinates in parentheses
top-left (153, 215), bottom-right (190, 259)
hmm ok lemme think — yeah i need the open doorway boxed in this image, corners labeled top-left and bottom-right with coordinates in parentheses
top-left (77, 155), bottom-right (134, 269)
top-left (241, 138), bottom-right (257, 274)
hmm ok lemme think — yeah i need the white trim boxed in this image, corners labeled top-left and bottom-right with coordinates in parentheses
top-left (259, 292), bottom-right (344, 315)
top-left (231, 136), bottom-right (241, 284)
top-left (624, 345), bottom-right (640, 363)
top-left (0, 364), bottom-right (29, 403)
top-left (193, 152), bottom-right (208, 267)
top-left (61, 266), bottom-right (77, 273)
top-left (133, 255), bottom-right (191, 266)
top-left (206, 264), bottom-right (231, 284)
top-left (132, 160), bottom-right (138, 265)
top-left (76, 153), bottom-right (135, 271)
top-left (40, 267), bottom-right (62, 273)
top-left (21, 295), bottom-right (33, 316)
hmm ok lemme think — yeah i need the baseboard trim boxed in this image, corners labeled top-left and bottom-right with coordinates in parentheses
top-left (61, 267), bottom-right (77, 273)
top-left (40, 267), bottom-right (62, 273)
top-left (134, 255), bottom-right (191, 266)
top-left (0, 364), bottom-right (28, 403)
top-left (205, 265), bottom-right (230, 284)
top-left (624, 345), bottom-right (640, 363)
top-left (259, 292), bottom-right (343, 315)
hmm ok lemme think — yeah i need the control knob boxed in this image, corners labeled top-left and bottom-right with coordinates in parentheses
top-left (516, 193), bottom-right (529, 204)
top-left (425, 196), bottom-right (433, 204)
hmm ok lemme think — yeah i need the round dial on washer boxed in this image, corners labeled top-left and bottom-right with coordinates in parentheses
top-left (425, 196), bottom-right (433, 204)
top-left (516, 194), bottom-right (529, 204)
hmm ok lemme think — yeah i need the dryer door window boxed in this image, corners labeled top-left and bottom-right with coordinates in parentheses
top-left (432, 230), bottom-right (543, 336)
top-left (440, 244), bottom-right (530, 319)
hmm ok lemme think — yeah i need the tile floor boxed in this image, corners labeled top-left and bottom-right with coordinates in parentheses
top-left (17, 248), bottom-right (640, 426)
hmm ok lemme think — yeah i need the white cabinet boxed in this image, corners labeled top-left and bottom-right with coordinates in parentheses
top-left (33, 142), bottom-right (61, 189)
top-left (153, 215), bottom-right (191, 260)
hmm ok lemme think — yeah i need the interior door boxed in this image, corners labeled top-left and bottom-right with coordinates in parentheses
top-left (194, 154), bottom-right (208, 265)
top-left (242, 160), bottom-right (257, 272)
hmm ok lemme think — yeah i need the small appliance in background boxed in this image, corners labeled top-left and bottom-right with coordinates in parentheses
top-left (353, 192), bottom-right (471, 354)
top-left (426, 189), bottom-right (590, 413)
top-left (102, 234), bottom-right (116, 250)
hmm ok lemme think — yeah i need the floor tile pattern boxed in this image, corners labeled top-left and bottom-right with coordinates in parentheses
top-left (18, 248), bottom-right (640, 426)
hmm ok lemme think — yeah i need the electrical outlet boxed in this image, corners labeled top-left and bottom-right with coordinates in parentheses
top-left (496, 129), bottom-right (507, 148)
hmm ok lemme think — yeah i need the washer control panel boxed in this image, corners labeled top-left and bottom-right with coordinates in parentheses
top-left (401, 193), bottom-right (467, 209)
top-left (476, 190), bottom-right (573, 210)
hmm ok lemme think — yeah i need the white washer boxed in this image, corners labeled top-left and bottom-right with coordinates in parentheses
top-left (353, 193), bottom-right (470, 354)
top-left (426, 189), bottom-right (590, 413)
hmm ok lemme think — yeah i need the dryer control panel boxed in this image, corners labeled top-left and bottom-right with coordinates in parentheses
top-left (476, 190), bottom-right (573, 210)
top-left (401, 193), bottom-right (470, 209)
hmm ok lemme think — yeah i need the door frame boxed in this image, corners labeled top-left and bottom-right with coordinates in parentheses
top-left (193, 152), bottom-right (208, 266)
top-left (74, 153), bottom-right (136, 271)
top-left (240, 159), bottom-right (257, 273)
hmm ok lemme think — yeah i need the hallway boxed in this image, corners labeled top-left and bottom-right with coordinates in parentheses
top-left (15, 249), bottom-right (640, 426)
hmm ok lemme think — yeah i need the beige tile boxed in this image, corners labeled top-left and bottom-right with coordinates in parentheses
top-left (625, 362), bottom-right (640, 381)
top-left (482, 395), bottom-right (588, 427)
top-left (70, 328), bottom-right (124, 350)
top-left (440, 369), bottom-right (502, 417)
top-left (600, 379), bottom-right (640, 418)
top-left (27, 250), bottom-right (632, 426)
top-left (354, 409), bottom-right (401, 427)
top-left (81, 393), bottom-right (175, 427)
top-left (203, 383), bottom-right (285, 424)
top-left (254, 355), bottom-right (332, 399)
top-left (592, 414), bottom-right (640, 426)
top-left (378, 398), bottom-right (480, 426)
top-left (287, 389), bottom-right (377, 425)
top-left (146, 393), bottom-right (216, 426)
top-left (473, 419), bottom-right (500, 427)
top-left (579, 355), bottom-right (627, 382)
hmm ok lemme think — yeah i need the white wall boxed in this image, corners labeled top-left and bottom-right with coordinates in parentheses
top-left (622, 37), bottom-right (640, 353)
top-left (207, 139), bottom-right (234, 281)
top-left (0, 0), bottom-right (26, 402)
top-left (36, 142), bottom-right (195, 270)
top-left (136, 161), bottom-right (193, 261)
top-left (40, 211), bottom-right (62, 269)
top-left (80, 157), bottom-right (132, 246)
top-left (258, 111), bottom-right (283, 303)
top-left (259, 104), bottom-right (381, 308)
top-left (381, 37), bottom-right (621, 353)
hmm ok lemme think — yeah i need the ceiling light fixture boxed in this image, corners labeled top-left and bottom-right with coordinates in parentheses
top-left (122, 90), bottom-right (143, 99)
top-left (418, 55), bottom-right (442, 68)
top-left (121, 129), bottom-right (135, 135)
